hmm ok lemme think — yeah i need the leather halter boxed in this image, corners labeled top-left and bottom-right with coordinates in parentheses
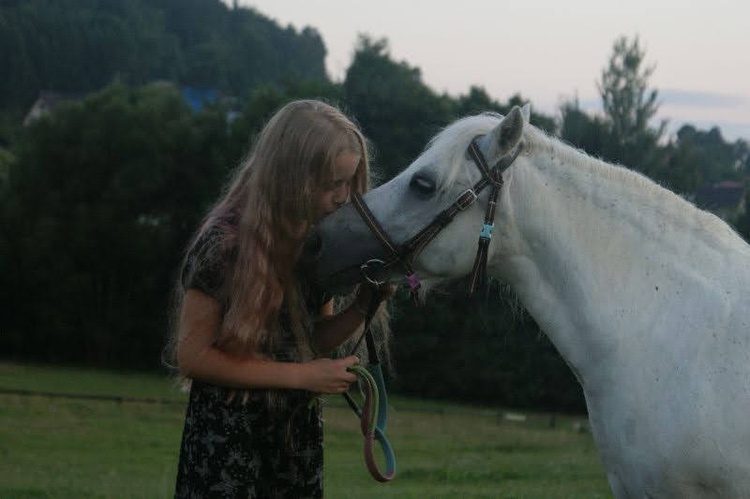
top-left (351, 136), bottom-right (521, 295)
top-left (339, 137), bottom-right (519, 481)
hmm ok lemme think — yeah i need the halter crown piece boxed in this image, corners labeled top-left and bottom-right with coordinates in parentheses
top-left (352, 135), bottom-right (521, 296)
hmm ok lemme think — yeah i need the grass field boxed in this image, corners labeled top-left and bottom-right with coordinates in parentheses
top-left (0, 362), bottom-right (612, 498)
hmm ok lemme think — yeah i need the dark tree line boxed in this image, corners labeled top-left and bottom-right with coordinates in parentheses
top-left (0, 0), bottom-right (326, 115)
top-left (1, 2), bottom-right (748, 413)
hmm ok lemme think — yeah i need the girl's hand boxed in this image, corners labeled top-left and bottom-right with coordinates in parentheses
top-left (300, 355), bottom-right (360, 394)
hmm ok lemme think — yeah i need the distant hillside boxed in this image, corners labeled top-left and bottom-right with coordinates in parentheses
top-left (0, 0), bottom-right (328, 111)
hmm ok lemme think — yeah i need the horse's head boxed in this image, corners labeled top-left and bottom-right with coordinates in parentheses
top-left (307, 105), bottom-right (529, 292)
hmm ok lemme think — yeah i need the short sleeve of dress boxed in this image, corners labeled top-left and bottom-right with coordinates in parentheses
top-left (181, 226), bottom-right (232, 300)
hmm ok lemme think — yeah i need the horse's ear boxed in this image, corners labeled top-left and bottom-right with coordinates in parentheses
top-left (486, 106), bottom-right (524, 159)
top-left (521, 103), bottom-right (531, 123)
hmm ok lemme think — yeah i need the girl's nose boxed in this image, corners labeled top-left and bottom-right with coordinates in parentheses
top-left (334, 184), bottom-right (350, 206)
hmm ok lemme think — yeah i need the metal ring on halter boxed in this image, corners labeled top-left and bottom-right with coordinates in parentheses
top-left (360, 259), bottom-right (388, 286)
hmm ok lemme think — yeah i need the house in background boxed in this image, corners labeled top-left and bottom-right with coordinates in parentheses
top-left (694, 180), bottom-right (747, 221)
top-left (23, 91), bottom-right (82, 126)
top-left (181, 87), bottom-right (218, 113)
top-left (25, 86), bottom-right (235, 126)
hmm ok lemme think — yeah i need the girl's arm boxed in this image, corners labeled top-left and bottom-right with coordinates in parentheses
top-left (312, 285), bottom-right (385, 355)
top-left (177, 289), bottom-right (358, 393)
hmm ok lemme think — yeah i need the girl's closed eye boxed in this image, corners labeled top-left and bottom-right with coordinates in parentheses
top-left (329, 178), bottom-right (348, 190)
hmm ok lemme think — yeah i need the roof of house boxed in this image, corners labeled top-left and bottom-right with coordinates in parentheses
top-left (695, 181), bottom-right (746, 210)
top-left (181, 87), bottom-right (218, 113)
top-left (23, 91), bottom-right (82, 126)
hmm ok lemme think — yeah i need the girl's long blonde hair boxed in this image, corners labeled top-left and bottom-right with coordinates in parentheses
top-left (190, 99), bottom-right (371, 360)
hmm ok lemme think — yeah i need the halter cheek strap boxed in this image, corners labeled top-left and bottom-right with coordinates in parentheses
top-left (466, 138), bottom-right (518, 293)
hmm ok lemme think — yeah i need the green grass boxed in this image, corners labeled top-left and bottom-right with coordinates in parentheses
top-left (0, 362), bottom-right (611, 498)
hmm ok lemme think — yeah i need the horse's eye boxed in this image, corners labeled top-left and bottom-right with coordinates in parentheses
top-left (409, 174), bottom-right (436, 196)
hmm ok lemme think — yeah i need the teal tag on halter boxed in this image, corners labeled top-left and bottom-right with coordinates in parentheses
top-left (480, 223), bottom-right (494, 239)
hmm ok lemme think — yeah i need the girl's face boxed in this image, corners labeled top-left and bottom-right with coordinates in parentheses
top-left (314, 151), bottom-right (360, 222)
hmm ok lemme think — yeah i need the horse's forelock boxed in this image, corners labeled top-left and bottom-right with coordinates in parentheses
top-left (423, 114), bottom-right (503, 191)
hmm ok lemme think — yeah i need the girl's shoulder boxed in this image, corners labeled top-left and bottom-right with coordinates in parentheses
top-left (181, 215), bottom-right (238, 299)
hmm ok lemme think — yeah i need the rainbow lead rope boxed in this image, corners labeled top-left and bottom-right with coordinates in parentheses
top-left (346, 363), bottom-right (397, 482)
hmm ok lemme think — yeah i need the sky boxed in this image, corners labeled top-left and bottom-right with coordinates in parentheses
top-left (237, 0), bottom-right (750, 142)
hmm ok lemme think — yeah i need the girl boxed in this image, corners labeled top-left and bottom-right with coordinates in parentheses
top-left (170, 99), bottom-right (388, 498)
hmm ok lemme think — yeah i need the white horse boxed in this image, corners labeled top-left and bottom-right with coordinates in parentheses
top-left (310, 105), bottom-right (750, 497)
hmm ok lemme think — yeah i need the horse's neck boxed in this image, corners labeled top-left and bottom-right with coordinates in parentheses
top-left (494, 137), bottom-right (741, 381)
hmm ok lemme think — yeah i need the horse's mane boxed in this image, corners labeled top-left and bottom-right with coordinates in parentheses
top-left (520, 123), bottom-right (744, 249)
top-left (426, 112), bottom-right (743, 250)
top-left (422, 113), bottom-right (503, 191)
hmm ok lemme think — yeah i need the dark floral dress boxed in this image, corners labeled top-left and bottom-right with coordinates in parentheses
top-left (174, 383), bottom-right (323, 498)
top-left (174, 223), bottom-right (327, 498)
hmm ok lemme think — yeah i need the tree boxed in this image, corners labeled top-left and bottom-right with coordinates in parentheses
top-left (456, 87), bottom-right (557, 135)
top-left (599, 36), bottom-right (663, 147)
top-left (390, 282), bottom-right (585, 412)
top-left (0, 0), bottom-right (329, 112)
top-left (559, 97), bottom-right (610, 155)
top-left (227, 79), bottom-right (343, 164)
top-left (736, 192), bottom-right (750, 244)
top-left (0, 78), bottom-right (352, 369)
top-left (343, 36), bottom-right (454, 180)
top-left (455, 86), bottom-right (503, 116)
top-left (2, 82), bottom-right (232, 368)
top-left (597, 36), bottom-right (667, 175)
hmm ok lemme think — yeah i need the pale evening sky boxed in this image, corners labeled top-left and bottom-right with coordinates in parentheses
top-left (238, 0), bottom-right (750, 143)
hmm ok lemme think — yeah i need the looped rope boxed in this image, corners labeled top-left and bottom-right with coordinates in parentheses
top-left (342, 284), bottom-right (397, 482)
top-left (345, 363), bottom-right (396, 482)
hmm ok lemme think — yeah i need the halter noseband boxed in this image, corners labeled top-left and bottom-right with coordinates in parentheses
top-left (352, 136), bottom-right (521, 295)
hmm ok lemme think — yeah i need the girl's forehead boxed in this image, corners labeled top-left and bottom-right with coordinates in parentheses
top-left (333, 151), bottom-right (360, 174)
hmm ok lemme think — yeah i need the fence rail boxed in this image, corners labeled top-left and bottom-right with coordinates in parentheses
top-left (0, 387), bottom-right (186, 406)
top-left (1, 386), bottom-right (585, 430)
